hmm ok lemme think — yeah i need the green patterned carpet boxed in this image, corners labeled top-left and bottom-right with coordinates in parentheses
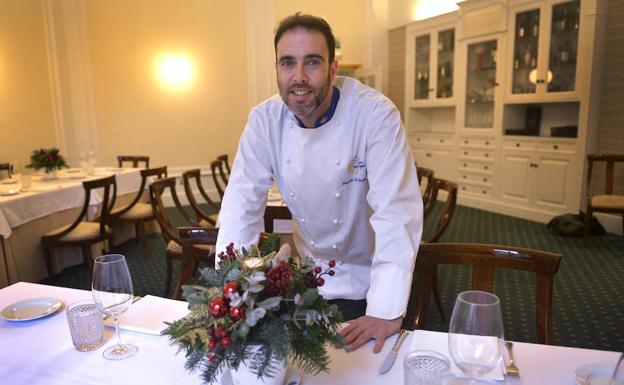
top-left (42, 204), bottom-right (624, 352)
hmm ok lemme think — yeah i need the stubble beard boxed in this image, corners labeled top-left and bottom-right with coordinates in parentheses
top-left (279, 72), bottom-right (331, 119)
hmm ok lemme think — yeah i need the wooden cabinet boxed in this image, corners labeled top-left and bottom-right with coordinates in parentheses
top-left (410, 133), bottom-right (456, 181)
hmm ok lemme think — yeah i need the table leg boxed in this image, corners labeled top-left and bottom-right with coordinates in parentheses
top-left (1, 236), bottom-right (10, 285)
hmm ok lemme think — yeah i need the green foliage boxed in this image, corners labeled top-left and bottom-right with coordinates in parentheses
top-left (26, 148), bottom-right (69, 172)
top-left (163, 241), bottom-right (345, 384)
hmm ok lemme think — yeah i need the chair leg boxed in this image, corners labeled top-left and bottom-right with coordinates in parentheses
top-left (172, 259), bottom-right (197, 300)
top-left (42, 243), bottom-right (54, 277)
top-left (138, 220), bottom-right (150, 261)
top-left (432, 266), bottom-right (446, 322)
top-left (82, 244), bottom-right (94, 273)
top-left (582, 206), bottom-right (593, 247)
top-left (164, 255), bottom-right (173, 298)
top-left (135, 223), bottom-right (141, 245)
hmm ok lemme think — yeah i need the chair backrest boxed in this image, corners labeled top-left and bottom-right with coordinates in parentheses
top-left (178, 226), bottom-right (218, 262)
top-left (411, 243), bottom-right (562, 344)
top-left (117, 155), bottom-right (150, 169)
top-left (0, 163), bottom-right (13, 179)
top-left (586, 154), bottom-right (624, 196)
top-left (182, 169), bottom-right (221, 226)
top-left (416, 166), bottom-right (434, 209)
top-left (422, 178), bottom-right (458, 243)
top-left (217, 154), bottom-right (231, 175)
top-left (210, 160), bottom-right (228, 199)
top-left (112, 166), bottom-right (167, 219)
top-left (149, 177), bottom-right (198, 244)
top-left (264, 205), bottom-right (292, 233)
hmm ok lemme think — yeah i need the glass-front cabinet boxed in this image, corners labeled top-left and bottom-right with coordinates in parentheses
top-left (408, 25), bottom-right (456, 106)
top-left (506, 0), bottom-right (580, 101)
top-left (465, 39), bottom-right (499, 129)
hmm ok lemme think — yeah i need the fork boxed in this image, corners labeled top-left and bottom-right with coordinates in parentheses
top-left (504, 341), bottom-right (520, 377)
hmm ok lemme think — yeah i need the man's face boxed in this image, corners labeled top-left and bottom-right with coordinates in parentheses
top-left (275, 27), bottom-right (338, 125)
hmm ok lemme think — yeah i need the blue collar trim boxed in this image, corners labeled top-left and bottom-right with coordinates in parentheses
top-left (294, 86), bottom-right (340, 128)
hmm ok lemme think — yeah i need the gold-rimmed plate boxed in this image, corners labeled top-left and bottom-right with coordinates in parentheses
top-left (1, 298), bottom-right (63, 322)
top-left (0, 188), bottom-right (20, 196)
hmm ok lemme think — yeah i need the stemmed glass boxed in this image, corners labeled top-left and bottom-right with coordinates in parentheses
top-left (448, 290), bottom-right (504, 383)
top-left (92, 254), bottom-right (138, 360)
top-left (610, 352), bottom-right (624, 385)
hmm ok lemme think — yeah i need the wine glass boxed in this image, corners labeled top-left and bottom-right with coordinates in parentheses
top-left (610, 352), bottom-right (624, 385)
top-left (448, 291), bottom-right (504, 382)
top-left (92, 254), bottom-right (138, 360)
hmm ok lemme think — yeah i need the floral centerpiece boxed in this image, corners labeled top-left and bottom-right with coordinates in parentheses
top-left (163, 235), bottom-right (345, 384)
top-left (26, 148), bottom-right (69, 173)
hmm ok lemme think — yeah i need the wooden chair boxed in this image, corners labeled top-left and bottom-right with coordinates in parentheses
top-left (408, 243), bottom-right (562, 344)
top-left (211, 159), bottom-right (228, 199)
top-left (264, 205), bottom-right (292, 233)
top-left (42, 175), bottom-right (117, 275)
top-left (110, 166), bottom-right (167, 260)
top-left (182, 169), bottom-right (220, 226)
top-left (117, 155), bottom-right (150, 169)
top-left (217, 154), bottom-right (231, 175)
top-left (150, 177), bottom-right (210, 298)
top-left (416, 166), bottom-right (434, 214)
top-left (0, 163), bottom-right (13, 179)
top-left (583, 154), bottom-right (624, 246)
top-left (177, 226), bottom-right (218, 299)
top-left (421, 177), bottom-right (459, 322)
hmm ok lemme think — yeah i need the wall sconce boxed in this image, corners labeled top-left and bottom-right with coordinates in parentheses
top-left (155, 54), bottom-right (194, 91)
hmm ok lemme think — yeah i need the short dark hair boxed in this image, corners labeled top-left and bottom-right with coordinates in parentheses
top-left (274, 13), bottom-right (336, 63)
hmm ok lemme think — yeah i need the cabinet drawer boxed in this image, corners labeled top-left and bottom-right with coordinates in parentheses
top-left (459, 160), bottom-right (494, 174)
top-left (537, 142), bottom-right (575, 154)
top-left (410, 134), bottom-right (430, 146)
top-left (459, 173), bottom-right (494, 186)
top-left (502, 140), bottom-right (536, 151)
top-left (432, 136), bottom-right (454, 147)
top-left (459, 137), bottom-right (495, 149)
top-left (459, 149), bottom-right (495, 160)
top-left (459, 183), bottom-right (494, 198)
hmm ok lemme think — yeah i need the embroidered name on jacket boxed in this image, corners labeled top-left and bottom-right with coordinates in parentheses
top-left (342, 156), bottom-right (367, 185)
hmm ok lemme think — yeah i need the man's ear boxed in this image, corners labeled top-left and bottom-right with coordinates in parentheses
top-left (329, 59), bottom-right (339, 83)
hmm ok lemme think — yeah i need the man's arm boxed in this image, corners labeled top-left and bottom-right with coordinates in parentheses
top-left (341, 100), bottom-right (423, 352)
top-left (216, 110), bottom-right (274, 255)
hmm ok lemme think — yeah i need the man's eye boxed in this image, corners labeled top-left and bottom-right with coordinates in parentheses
top-left (306, 58), bottom-right (322, 66)
top-left (280, 59), bottom-right (295, 68)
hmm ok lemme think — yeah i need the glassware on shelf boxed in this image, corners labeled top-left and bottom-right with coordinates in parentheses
top-left (436, 28), bottom-right (455, 99)
top-left (512, 9), bottom-right (540, 95)
top-left (415, 34), bottom-right (431, 100)
top-left (465, 40), bottom-right (497, 128)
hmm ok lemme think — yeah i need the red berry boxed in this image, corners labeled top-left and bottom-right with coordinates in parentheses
top-left (208, 340), bottom-right (217, 350)
top-left (328, 270), bottom-right (335, 276)
top-left (329, 260), bottom-right (336, 268)
top-left (229, 306), bottom-right (244, 320)
top-left (208, 352), bottom-right (217, 361)
top-left (210, 298), bottom-right (228, 317)
top-left (223, 281), bottom-right (239, 298)
top-left (314, 266), bottom-right (322, 274)
top-left (315, 277), bottom-right (325, 287)
top-left (220, 337), bottom-right (232, 347)
top-left (214, 327), bottom-right (227, 339)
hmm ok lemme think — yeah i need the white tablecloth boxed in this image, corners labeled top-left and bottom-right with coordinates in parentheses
top-left (0, 282), bottom-right (619, 385)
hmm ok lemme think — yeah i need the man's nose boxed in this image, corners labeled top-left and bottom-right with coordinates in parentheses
top-left (292, 63), bottom-right (308, 84)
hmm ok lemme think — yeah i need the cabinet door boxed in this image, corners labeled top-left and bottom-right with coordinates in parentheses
top-left (436, 28), bottom-right (455, 99)
top-left (412, 147), bottom-right (431, 169)
top-left (534, 155), bottom-right (572, 208)
top-left (499, 152), bottom-right (532, 203)
top-left (414, 34), bottom-right (432, 100)
top-left (510, 7), bottom-right (541, 96)
top-left (465, 39), bottom-right (498, 128)
top-left (546, 0), bottom-right (580, 95)
top-left (431, 147), bottom-right (455, 180)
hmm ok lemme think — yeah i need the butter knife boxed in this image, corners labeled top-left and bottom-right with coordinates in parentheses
top-left (378, 329), bottom-right (410, 374)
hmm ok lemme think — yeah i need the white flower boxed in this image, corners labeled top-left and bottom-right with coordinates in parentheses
top-left (245, 307), bottom-right (267, 327)
top-left (256, 296), bottom-right (282, 310)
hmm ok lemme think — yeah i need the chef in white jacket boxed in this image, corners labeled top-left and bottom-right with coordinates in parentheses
top-left (216, 13), bottom-right (423, 353)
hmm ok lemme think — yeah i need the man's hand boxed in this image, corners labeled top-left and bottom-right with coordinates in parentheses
top-left (340, 315), bottom-right (403, 353)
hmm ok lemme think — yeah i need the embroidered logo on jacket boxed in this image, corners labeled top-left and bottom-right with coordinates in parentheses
top-left (343, 156), bottom-right (367, 185)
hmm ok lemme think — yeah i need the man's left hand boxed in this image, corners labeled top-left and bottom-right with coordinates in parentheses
top-left (340, 315), bottom-right (403, 353)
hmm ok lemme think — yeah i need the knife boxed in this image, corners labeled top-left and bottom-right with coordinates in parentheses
top-left (378, 329), bottom-right (410, 374)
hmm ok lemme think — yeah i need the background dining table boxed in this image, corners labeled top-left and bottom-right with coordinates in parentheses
top-left (0, 282), bottom-right (619, 385)
top-left (0, 168), bottom-right (143, 287)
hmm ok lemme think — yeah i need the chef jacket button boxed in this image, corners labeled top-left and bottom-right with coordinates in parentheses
top-left (332, 244), bottom-right (337, 249)
top-left (335, 160), bottom-right (341, 166)
top-left (335, 192), bottom-right (340, 198)
top-left (286, 158), bottom-right (291, 164)
top-left (289, 192), bottom-right (295, 198)
top-left (333, 219), bottom-right (339, 224)
top-left (310, 240), bottom-right (315, 246)
top-left (301, 218), bottom-right (306, 223)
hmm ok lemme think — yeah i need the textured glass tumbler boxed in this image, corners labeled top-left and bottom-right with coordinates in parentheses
top-left (67, 300), bottom-right (104, 352)
top-left (404, 350), bottom-right (450, 385)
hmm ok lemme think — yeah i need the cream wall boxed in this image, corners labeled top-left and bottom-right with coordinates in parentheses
top-left (0, 0), bottom-right (57, 168)
top-left (86, 0), bottom-right (249, 167)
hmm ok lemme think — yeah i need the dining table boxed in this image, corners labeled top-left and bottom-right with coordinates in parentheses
top-left (0, 168), bottom-right (144, 287)
top-left (0, 281), bottom-right (619, 385)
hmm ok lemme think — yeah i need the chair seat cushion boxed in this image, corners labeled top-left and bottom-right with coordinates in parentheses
top-left (198, 214), bottom-right (219, 227)
top-left (166, 240), bottom-right (214, 256)
top-left (117, 203), bottom-right (153, 220)
top-left (591, 194), bottom-right (624, 209)
top-left (46, 223), bottom-right (111, 242)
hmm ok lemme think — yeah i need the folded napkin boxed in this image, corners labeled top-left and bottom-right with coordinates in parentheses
top-left (104, 295), bottom-right (189, 335)
top-left (409, 330), bottom-right (504, 381)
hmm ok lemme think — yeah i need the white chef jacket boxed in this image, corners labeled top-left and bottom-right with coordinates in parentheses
top-left (216, 77), bottom-right (423, 320)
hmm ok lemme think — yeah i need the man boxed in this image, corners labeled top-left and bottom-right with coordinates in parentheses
top-left (216, 13), bottom-right (422, 353)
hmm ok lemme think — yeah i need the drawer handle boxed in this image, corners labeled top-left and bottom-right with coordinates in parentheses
top-left (464, 140), bottom-right (468, 144)
top-left (484, 166), bottom-right (488, 170)
top-left (417, 138), bottom-right (421, 141)
top-left (462, 186), bottom-right (466, 191)
top-left (440, 139), bottom-right (444, 143)
top-left (463, 175), bottom-right (467, 179)
top-left (482, 190), bottom-right (487, 195)
top-left (426, 153), bottom-right (432, 157)
top-left (485, 153), bottom-right (489, 157)
top-left (464, 163), bottom-right (468, 167)
top-left (464, 151), bottom-right (468, 155)
top-left (553, 145), bottom-right (559, 150)
top-left (516, 143), bottom-right (520, 147)
top-left (483, 178), bottom-right (488, 182)
top-left (485, 141), bottom-right (490, 145)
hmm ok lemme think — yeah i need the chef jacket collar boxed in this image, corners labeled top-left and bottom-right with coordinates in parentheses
top-left (293, 86), bottom-right (340, 128)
